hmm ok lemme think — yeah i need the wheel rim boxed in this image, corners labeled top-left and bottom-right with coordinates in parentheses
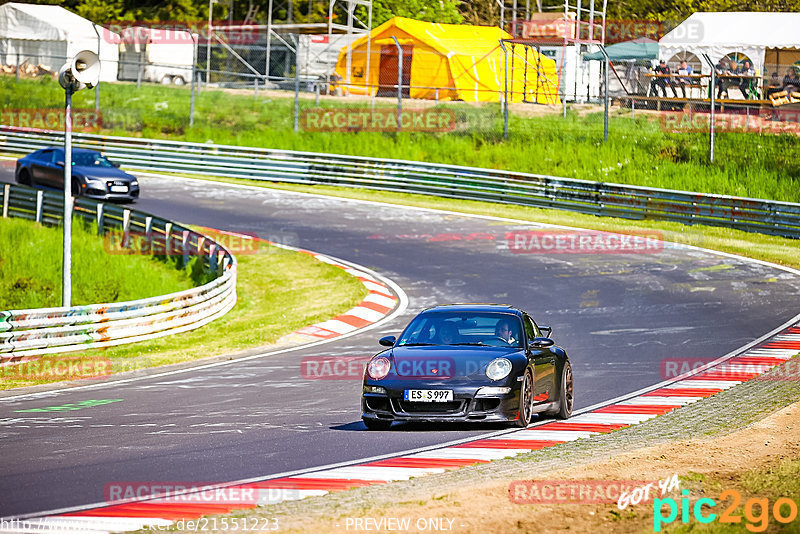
top-left (521, 370), bottom-right (532, 423)
top-left (563, 365), bottom-right (574, 413)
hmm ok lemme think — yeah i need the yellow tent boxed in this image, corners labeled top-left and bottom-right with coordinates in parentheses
top-left (333, 17), bottom-right (560, 104)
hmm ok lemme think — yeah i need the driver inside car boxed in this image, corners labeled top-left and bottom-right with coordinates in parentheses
top-left (495, 319), bottom-right (518, 345)
top-left (436, 322), bottom-right (460, 345)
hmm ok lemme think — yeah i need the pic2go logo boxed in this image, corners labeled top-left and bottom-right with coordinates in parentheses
top-left (654, 490), bottom-right (799, 532)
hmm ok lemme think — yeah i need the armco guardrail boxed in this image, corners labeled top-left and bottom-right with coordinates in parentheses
top-left (0, 182), bottom-right (236, 361)
top-left (2, 126), bottom-right (800, 238)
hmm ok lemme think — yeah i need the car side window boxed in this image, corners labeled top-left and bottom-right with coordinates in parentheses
top-left (523, 314), bottom-right (539, 343)
top-left (49, 151), bottom-right (60, 164)
top-left (34, 150), bottom-right (52, 162)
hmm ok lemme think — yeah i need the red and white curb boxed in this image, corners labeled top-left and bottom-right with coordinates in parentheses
top-left (8, 318), bottom-right (798, 533)
top-left (281, 252), bottom-right (398, 343)
top-left (197, 228), bottom-right (400, 344)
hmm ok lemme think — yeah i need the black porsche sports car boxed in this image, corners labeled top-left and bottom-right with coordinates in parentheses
top-left (362, 304), bottom-right (573, 430)
top-left (15, 147), bottom-right (139, 202)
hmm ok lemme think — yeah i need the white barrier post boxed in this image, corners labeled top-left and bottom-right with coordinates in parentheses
top-left (35, 190), bottom-right (43, 223)
top-left (2, 184), bottom-right (9, 218)
top-left (96, 203), bottom-right (104, 234)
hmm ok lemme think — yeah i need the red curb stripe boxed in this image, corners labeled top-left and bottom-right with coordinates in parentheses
top-left (643, 388), bottom-right (722, 397)
top-left (61, 502), bottom-right (256, 520)
top-left (369, 289), bottom-right (395, 300)
top-left (363, 458), bottom-right (489, 468)
top-left (334, 314), bottom-right (372, 328)
top-left (251, 478), bottom-right (385, 490)
top-left (455, 439), bottom-right (563, 450)
top-left (536, 422), bottom-right (630, 432)
top-left (594, 405), bottom-right (679, 414)
top-left (294, 325), bottom-right (340, 338)
top-left (358, 300), bottom-right (393, 314)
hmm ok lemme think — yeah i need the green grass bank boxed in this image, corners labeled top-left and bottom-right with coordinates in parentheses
top-left (1, 75), bottom-right (798, 202)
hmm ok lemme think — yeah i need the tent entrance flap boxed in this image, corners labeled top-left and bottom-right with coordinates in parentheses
top-left (377, 45), bottom-right (412, 97)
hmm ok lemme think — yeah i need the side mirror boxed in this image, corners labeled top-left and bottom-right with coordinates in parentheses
top-left (111, 161), bottom-right (121, 168)
top-left (530, 337), bottom-right (554, 348)
top-left (379, 335), bottom-right (396, 347)
top-left (540, 325), bottom-right (553, 338)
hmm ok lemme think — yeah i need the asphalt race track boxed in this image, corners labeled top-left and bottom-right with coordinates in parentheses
top-left (1, 166), bottom-right (799, 517)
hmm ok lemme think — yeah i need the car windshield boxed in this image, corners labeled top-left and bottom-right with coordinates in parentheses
top-left (396, 311), bottom-right (523, 348)
top-left (72, 153), bottom-right (115, 168)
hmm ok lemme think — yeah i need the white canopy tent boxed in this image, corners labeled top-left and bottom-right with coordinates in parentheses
top-left (0, 2), bottom-right (119, 82)
top-left (659, 12), bottom-right (800, 78)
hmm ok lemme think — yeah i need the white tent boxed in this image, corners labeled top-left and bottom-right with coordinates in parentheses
top-left (659, 12), bottom-right (800, 77)
top-left (0, 2), bottom-right (119, 82)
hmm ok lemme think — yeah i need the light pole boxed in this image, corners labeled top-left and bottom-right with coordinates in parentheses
top-left (58, 50), bottom-right (100, 307)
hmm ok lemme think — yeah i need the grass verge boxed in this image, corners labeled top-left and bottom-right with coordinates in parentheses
top-left (0, 216), bottom-right (196, 309)
top-left (2, 75), bottom-right (799, 202)
top-left (0, 239), bottom-right (368, 390)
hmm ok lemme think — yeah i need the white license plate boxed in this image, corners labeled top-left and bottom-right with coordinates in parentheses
top-left (110, 185), bottom-right (128, 193)
top-left (404, 389), bottom-right (453, 402)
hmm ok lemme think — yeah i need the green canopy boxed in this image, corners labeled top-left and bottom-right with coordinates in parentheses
top-left (583, 38), bottom-right (659, 61)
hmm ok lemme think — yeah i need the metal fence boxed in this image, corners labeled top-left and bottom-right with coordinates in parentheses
top-left (0, 181), bottom-right (237, 361)
top-left (2, 126), bottom-right (798, 239)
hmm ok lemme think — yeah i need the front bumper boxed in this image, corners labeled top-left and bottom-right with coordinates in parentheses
top-left (83, 182), bottom-right (139, 202)
top-left (362, 382), bottom-right (521, 424)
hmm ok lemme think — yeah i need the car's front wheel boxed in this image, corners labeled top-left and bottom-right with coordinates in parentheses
top-left (515, 367), bottom-right (534, 427)
top-left (363, 418), bottom-right (392, 431)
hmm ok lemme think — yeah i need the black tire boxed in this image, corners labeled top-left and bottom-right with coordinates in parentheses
top-left (515, 367), bottom-right (533, 427)
top-left (363, 418), bottom-right (392, 431)
top-left (72, 178), bottom-right (81, 197)
top-left (17, 169), bottom-right (31, 186)
top-left (555, 361), bottom-right (574, 419)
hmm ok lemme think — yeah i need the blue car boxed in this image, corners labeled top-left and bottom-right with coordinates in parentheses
top-left (362, 304), bottom-right (573, 430)
top-left (15, 147), bottom-right (139, 202)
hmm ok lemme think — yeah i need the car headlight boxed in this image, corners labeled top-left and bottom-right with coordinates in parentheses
top-left (486, 358), bottom-right (512, 381)
top-left (130, 180), bottom-right (138, 186)
top-left (366, 356), bottom-right (391, 380)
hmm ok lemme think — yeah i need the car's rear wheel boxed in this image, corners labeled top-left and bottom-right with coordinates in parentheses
top-left (515, 367), bottom-right (533, 427)
top-left (363, 418), bottom-right (392, 431)
top-left (17, 169), bottom-right (31, 185)
top-left (555, 362), bottom-right (574, 419)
